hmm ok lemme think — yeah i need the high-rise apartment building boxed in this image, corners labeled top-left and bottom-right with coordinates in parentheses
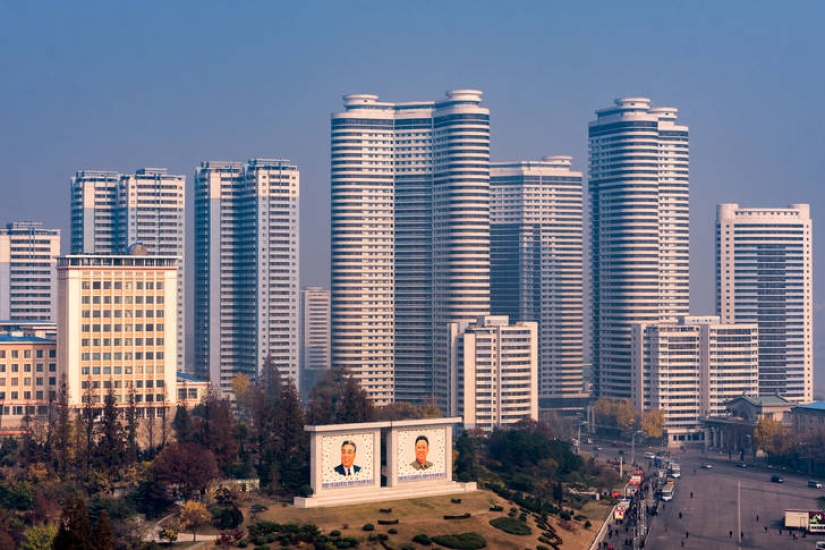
top-left (631, 315), bottom-right (758, 443)
top-left (330, 90), bottom-right (490, 409)
top-left (588, 98), bottom-right (690, 399)
top-left (56, 248), bottom-right (179, 412)
top-left (70, 168), bottom-right (186, 372)
top-left (448, 315), bottom-right (538, 432)
top-left (491, 156), bottom-right (584, 404)
top-left (193, 160), bottom-right (300, 394)
top-left (716, 204), bottom-right (813, 402)
top-left (301, 286), bottom-right (330, 399)
top-left (0, 222), bottom-right (60, 321)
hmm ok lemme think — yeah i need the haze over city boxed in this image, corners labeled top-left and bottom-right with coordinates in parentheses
top-left (1, 1), bottom-right (824, 392)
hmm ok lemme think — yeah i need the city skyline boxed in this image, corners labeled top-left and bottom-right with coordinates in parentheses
top-left (2, 2), bottom-right (824, 392)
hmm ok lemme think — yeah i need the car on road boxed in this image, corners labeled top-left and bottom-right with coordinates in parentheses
top-left (771, 475), bottom-right (784, 483)
top-left (736, 463), bottom-right (747, 468)
top-left (617, 450), bottom-right (625, 455)
top-left (644, 452), bottom-right (656, 459)
top-left (701, 463), bottom-right (713, 469)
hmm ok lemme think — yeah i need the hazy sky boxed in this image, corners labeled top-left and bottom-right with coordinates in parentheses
top-left (2, 1), bottom-right (824, 392)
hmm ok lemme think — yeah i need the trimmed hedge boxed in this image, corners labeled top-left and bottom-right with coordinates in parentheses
top-left (431, 532), bottom-right (487, 549)
top-left (489, 517), bottom-right (532, 536)
top-left (412, 533), bottom-right (432, 545)
top-left (444, 513), bottom-right (471, 520)
top-left (378, 519), bottom-right (399, 525)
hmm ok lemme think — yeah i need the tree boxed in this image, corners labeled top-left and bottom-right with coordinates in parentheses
top-left (123, 384), bottom-right (139, 465)
top-left (171, 405), bottom-right (195, 443)
top-left (754, 417), bottom-right (786, 459)
top-left (273, 380), bottom-right (309, 494)
top-left (592, 398), bottom-right (637, 430)
top-left (641, 409), bottom-right (665, 438)
top-left (95, 387), bottom-right (125, 484)
top-left (93, 510), bottom-right (115, 550)
top-left (20, 522), bottom-right (57, 550)
top-left (152, 442), bottom-right (219, 499)
top-left (53, 496), bottom-right (94, 550)
top-left (454, 430), bottom-right (478, 482)
top-left (192, 393), bottom-right (239, 474)
top-left (178, 500), bottom-right (210, 542)
top-left (306, 368), bottom-right (374, 425)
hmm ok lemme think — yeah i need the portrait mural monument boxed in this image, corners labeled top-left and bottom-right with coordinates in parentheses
top-left (296, 417), bottom-right (476, 508)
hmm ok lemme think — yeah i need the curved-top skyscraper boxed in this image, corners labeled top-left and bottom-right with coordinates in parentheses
top-left (331, 90), bottom-right (490, 409)
top-left (588, 98), bottom-right (690, 400)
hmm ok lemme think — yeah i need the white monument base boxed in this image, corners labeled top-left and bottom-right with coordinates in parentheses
top-left (294, 481), bottom-right (477, 509)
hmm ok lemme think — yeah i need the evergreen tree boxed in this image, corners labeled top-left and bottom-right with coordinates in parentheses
top-left (193, 393), bottom-right (239, 474)
top-left (51, 380), bottom-right (72, 480)
top-left (171, 405), bottom-right (195, 443)
top-left (273, 380), bottom-right (309, 494)
top-left (53, 496), bottom-right (94, 550)
top-left (454, 430), bottom-right (478, 482)
top-left (92, 510), bottom-right (115, 550)
top-left (123, 384), bottom-right (139, 465)
top-left (306, 368), bottom-right (374, 425)
top-left (95, 387), bottom-right (125, 483)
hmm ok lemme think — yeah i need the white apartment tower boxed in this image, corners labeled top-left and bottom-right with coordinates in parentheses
top-left (301, 286), bottom-right (330, 399)
top-left (448, 315), bottom-right (538, 432)
top-left (631, 316), bottom-right (758, 443)
top-left (331, 90), bottom-right (491, 409)
top-left (0, 222), bottom-right (60, 321)
top-left (194, 160), bottom-right (300, 394)
top-left (716, 204), bottom-right (813, 403)
top-left (70, 168), bottom-right (186, 372)
top-left (490, 156), bottom-right (584, 402)
top-left (589, 98), bottom-right (690, 399)
top-left (57, 248), bottom-right (179, 411)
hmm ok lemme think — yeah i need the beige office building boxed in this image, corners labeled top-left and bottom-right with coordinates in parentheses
top-left (57, 250), bottom-right (178, 412)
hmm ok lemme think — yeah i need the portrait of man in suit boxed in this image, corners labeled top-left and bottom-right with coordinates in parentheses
top-left (333, 439), bottom-right (361, 476)
top-left (409, 434), bottom-right (434, 470)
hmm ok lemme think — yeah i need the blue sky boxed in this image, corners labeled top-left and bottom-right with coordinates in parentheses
top-left (2, 1), bottom-right (824, 393)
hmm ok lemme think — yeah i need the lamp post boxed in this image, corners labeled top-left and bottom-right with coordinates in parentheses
top-left (576, 420), bottom-right (588, 455)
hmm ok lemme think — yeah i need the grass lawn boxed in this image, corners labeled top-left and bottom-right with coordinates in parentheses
top-left (226, 489), bottom-right (610, 550)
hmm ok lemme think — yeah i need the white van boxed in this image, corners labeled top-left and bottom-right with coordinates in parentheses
top-left (809, 480), bottom-right (823, 489)
top-left (814, 540), bottom-right (825, 550)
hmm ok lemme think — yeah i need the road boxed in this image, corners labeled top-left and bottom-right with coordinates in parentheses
top-left (641, 448), bottom-right (824, 549)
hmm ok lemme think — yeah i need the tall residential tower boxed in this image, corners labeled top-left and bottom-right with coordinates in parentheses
top-left (330, 90), bottom-right (490, 409)
top-left (70, 168), bottom-right (186, 372)
top-left (490, 157), bottom-right (585, 404)
top-left (0, 222), bottom-right (60, 321)
top-left (193, 160), bottom-right (300, 394)
top-left (716, 204), bottom-right (813, 403)
top-left (588, 98), bottom-right (690, 401)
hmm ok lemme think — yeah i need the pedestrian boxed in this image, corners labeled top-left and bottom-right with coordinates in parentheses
top-left (741, 531), bottom-right (744, 540)
top-left (729, 530), bottom-right (733, 539)
top-left (679, 511), bottom-right (682, 519)
top-left (764, 526), bottom-right (768, 533)
top-left (681, 541), bottom-right (684, 547)
top-left (756, 514), bottom-right (759, 522)
top-left (685, 531), bottom-right (689, 539)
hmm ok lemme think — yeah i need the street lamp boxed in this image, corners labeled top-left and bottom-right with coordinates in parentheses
top-left (576, 420), bottom-right (588, 455)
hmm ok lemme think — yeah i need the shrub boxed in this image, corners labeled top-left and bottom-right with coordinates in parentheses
top-left (489, 517), bottom-right (532, 536)
top-left (443, 513), bottom-right (471, 520)
top-left (489, 505), bottom-right (503, 512)
top-left (559, 510), bottom-right (572, 521)
top-left (388, 528), bottom-right (398, 534)
top-left (451, 498), bottom-right (462, 503)
top-left (363, 524), bottom-right (375, 531)
top-left (238, 540), bottom-right (249, 548)
top-left (412, 533), bottom-right (432, 545)
top-left (431, 532), bottom-right (487, 549)
top-left (379, 508), bottom-right (393, 513)
top-left (330, 530), bottom-right (341, 537)
top-left (584, 520), bottom-right (592, 529)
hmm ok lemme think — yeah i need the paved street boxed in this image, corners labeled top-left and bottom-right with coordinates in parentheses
top-left (641, 448), bottom-right (824, 549)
